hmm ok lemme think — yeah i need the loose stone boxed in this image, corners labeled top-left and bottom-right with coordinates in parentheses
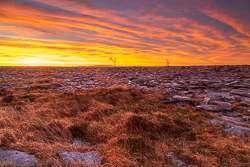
top-left (196, 104), bottom-right (223, 112)
top-left (71, 138), bottom-right (91, 148)
top-left (0, 151), bottom-right (39, 167)
top-left (58, 151), bottom-right (102, 166)
top-left (164, 153), bottom-right (188, 167)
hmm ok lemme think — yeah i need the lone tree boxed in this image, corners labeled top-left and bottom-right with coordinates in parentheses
top-left (108, 57), bottom-right (117, 66)
top-left (166, 58), bottom-right (170, 66)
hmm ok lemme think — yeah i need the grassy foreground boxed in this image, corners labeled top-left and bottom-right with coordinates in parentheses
top-left (0, 87), bottom-right (249, 166)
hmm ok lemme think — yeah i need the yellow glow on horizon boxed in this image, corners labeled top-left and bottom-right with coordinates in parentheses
top-left (0, 38), bottom-right (177, 66)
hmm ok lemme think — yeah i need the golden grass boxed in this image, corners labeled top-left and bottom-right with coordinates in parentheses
top-left (0, 87), bottom-right (249, 166)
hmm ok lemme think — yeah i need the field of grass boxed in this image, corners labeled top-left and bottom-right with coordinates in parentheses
top-left (0, 87), bottom-right (249, 166)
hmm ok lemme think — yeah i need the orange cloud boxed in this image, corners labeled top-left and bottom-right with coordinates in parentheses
top-left (0, 0), bottom-right (249, 66)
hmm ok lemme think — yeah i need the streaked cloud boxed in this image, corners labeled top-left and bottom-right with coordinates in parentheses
top-left (0, 0), bottom-right (249, 66)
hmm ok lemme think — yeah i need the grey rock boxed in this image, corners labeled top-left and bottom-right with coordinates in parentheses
top-left (19, 85), bottom-right (31, 89)
top-left (128, 76), bottom-right (138, 80)
top-left (196, 104), bottom-right (223, 112)
top-left (3, 82), bottom-right (12, 86)
top-left (162, 95), bottom-right (195, 104)
top-left (164, 83), bottom-right (188, 91)
top-left (203, 97), bottom-right (210, 105)
top-left (230, 89), bottom-right (250, 97)
top-left (52, 82), bottom-right (63, 87)
top-left (189, 85), bottom-right (205, 90)
top-left (165, 154), bottom-right (188, 167)
top-left (161, 98), bottom-right (181, 104)
top-left (223, 111), bottom-right (241, 117)
top-left (172, 95), bottom-right (195, 103)
top-left (210, 101), bottom-right (231, 107)
top-left (225, 81), bottom-right (240, 86)
top-left (206, 119), bottom-right (234, 128)
top-left (58, 151), bottom-right (102, 166)
top-left (220, 116), bottom-right (245, 124)
top-left (176, 102), bottom-right (186, 109)
top-left (71, 138), bottom-right (91, 148)
top-left (206, 92), bottom-right (235, 101)
top-left (244, 97), bottom-right (250, 103)
top-left (232, 84), bottom-right (250, 89)
top-left (224, 126), bottom-right (250, 137)
top-left (207, 119), bottom-right (250, 137)
top-left (0, 151), bottom-right (38, 167)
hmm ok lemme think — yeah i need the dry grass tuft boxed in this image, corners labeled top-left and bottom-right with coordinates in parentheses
top-left (0, 86), bottom-right (249, 166)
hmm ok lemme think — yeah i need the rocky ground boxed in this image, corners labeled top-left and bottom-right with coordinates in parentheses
top-left (1, 65), bottom-right (250, 136)
top-left (0, 65), bottom-right (249, 166)
top-left (1, 65), bottom-right (250, 107)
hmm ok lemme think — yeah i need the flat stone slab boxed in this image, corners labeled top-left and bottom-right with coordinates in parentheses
top-left (224, 126), bottom-right (250, 137)
top-left (165, 154), bottom-right (188, 167)
top-left (196, 104), bottom-right (223, 112)
top-left (58, 151), bottom-right (102, 166)
top-left (210, 101), bottom-right (231, 107)
top-left (230, 89), bottom-right (250, 97)
top-left (206, 119), bottom-right (234, 128)
top-left (71, 138), bottom-right (91, 148)
top-left (172, 95), bottom-right (195, 103)
top-left (220, 116), bottom-right (245, 124)
top-left (202, 97), bottom-right (210, 105)
top-left (18, 85), bottom-right (31, 89)
top-left (244, 97), bottom-right (250, 103)
top-left (207, 119), bottom-right (250, 137)
top-left (0, 151), bottom-right (38, 167)
top-left (206, 92), bottom-right (235, 101)
top-left (162, 95), bottom-right (195, 104)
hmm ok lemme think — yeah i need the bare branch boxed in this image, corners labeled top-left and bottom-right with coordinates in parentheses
top-left (166, 58), bottom-right (170, 66)
top-left (109, 57), bottom-right (117, 66)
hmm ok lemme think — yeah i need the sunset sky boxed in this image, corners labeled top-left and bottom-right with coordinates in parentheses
top-left (0, 0), bottom-right (249, 66)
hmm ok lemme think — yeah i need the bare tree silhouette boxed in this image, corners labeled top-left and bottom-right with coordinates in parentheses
top-left (108, 57), bottom-right (117, 66)
top-left (166, 58), bottom-right (170, 66)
